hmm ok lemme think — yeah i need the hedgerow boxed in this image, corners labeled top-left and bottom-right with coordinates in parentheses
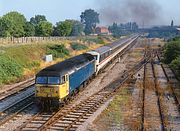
top-left (0, 55), bottom-right (23, 84)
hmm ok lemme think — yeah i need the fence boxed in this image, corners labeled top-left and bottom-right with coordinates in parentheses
top-left (0, 36), bottom-right (78, 44)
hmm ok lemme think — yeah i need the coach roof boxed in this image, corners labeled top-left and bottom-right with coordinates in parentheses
top-left (94, 46), bottom-right (111, 55)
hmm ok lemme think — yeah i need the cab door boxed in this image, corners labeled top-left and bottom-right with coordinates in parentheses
top-left (59, 74), bottom-right (69, 99)
top-left (65, 74), bottom-right (69, 94)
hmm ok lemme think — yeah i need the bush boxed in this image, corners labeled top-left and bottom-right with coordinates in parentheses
top-left (97, 36), bottom-right (105, 44)
top-left (0, 55), bottom-right (23, 84)
top-left (71, 43), bottom-right (88, 50)
top-left (170, 56), bottom-right (180, 76)
top-left (47, 44), bottom-right (69, 58)
top-left (164, 41), bottom-right (180, 64)
top-left (82, 36), bottom-right (105, 44)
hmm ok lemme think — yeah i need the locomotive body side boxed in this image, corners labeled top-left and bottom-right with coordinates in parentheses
top-left (69, 61), bottom-right (95, 93)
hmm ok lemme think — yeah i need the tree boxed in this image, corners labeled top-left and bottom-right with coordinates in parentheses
top-left (80, 9), bottom-right (99, 35)
top-left (0, 17), bottom-right (12, 37)
top-left (0, 11), bottom-right (26, 37)
top-left (54, 20), bottom-right (73, 36)
top-left (70, 20), bottom-right (84, 36)
top-left (164, 41), bottom-right (180, 64)
top-left (170, 56), bottom-right (180, 76)
top-left (131, 22), bottom-right (139, 31)
top-left (24, 22), bottom-right (35, 36)
top-left (35, 21), bottom-right (53, 36)
top-left (30, 15), bottom-right (47, 25)
top-left (108, 23), bottom-right (121, 38)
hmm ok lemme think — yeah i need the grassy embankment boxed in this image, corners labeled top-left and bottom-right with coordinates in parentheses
top-left (0, 36), bottom-right (116, 86)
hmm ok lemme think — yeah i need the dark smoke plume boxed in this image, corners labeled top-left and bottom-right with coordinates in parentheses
top-left (97, 0), bottom-right (161, 26)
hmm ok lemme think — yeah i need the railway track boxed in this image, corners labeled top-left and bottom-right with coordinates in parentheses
top-left (157, 53), bottom-right (180, 113)
top-left (16, 52), bottom-right (149, 131)
top-left (151, 60), bottom-right (166, 130)
top-left (139, 50), bottom-right (166, 130)
top-left (0, 78), bottom-right (35, 101)
top-left (139, 49), bottom-right (180, 131)
top-left (0, 93), bottom-right (34, 127)
top-left (140, 63), bottom-right (146, 131)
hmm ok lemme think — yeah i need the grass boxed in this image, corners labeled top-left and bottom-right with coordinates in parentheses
top-left (0, 35), bottom-right (115, 86)
top-left (94, 87), bottom-right (130, 130)
top-left (0, 44), bottom-right (47, 85)
top-left (0, 55), bottom-right (23, 84)
top-left (70, 42), bottom-right (88, 50)
top-left (80, 36), bottom-right (105, 45)
top-left (1, 44), bottom-right (46, 68)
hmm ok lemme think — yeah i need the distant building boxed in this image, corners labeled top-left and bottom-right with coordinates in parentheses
top-left (176, 28), bottom-right (180, 34)
top-left (95, 27), bottom-right (110, 35)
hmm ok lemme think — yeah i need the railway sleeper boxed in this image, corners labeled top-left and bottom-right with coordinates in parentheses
top-left (74, 110), bottom-right (87, 113)
top-left (86, 113), bottom-right (94, 116)
top-left (22, 128), bottom-right (38, 131)
top-left (31, 120), bottom-right (46, 124)
top-left (66, 114), bottom-right (81, 118)
top-left (73, 121), bottom-right (83, 125)
top-left (70, 112), bottom-right (83, 115)
top-left (54, 123), bottom-right (70, 127)
top-left (49, 126), bottom-right (65, 130)
top-left (82, 105), bottom-right (96, 108)
top-left (68, 128), bottom-right (77, 131)
top-left (35, 117), bottom-right (50, 121)
top-left (58, 120), bottom-right (73, 124)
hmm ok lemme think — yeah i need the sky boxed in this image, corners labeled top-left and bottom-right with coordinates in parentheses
top-left (0, 0), bottom-right (179, 26)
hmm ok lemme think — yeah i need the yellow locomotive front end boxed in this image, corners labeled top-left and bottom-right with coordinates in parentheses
top-left (35, 75), bottom-right (69, 110)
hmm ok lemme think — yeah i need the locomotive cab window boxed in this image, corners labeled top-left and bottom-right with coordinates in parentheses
top-left (36, 77), bottom-right (60, 85)
top-left (36, 77), bottom-right (47, 84)
top-left (61, 76), bottom-right (66, 84)
top-left (94, 55), bottom-right (98, 60)
top-left (66, 75), bottom-right (69, 81)
top-left (48, 77), bottom-right (60, 85)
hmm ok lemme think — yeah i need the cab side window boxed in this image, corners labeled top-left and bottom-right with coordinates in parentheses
top-left (61, 76), bottom-right (66, 84)
top-left (66, 75), bottom-right (69, 81)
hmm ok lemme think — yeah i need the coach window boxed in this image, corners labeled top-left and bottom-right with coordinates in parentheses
top-left (61, 76), bottom-right (66, 84)
top-left (106, 52), bottom-right (108, 57)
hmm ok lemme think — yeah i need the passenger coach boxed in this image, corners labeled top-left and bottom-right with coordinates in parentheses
top-left (87, 35), bottom-right (138, 73)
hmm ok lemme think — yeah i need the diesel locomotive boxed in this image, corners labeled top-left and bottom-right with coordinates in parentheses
top-left (35, 35), bottom-right (139, 109)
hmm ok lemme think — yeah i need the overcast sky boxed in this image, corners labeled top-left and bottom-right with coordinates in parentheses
top-left (0, 0), bottom-right (179, 26)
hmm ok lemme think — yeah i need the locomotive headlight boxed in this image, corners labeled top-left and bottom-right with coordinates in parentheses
top-left (54, 87), bottom-right (59, 94)
top-left (55, 88), bottom-right (58, 94)
top-left (35, 86), bottom-right (41, 94)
